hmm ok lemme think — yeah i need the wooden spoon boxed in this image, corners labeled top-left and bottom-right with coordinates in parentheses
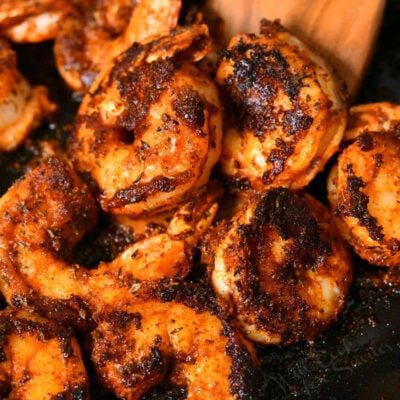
top-left (203, 0), bottom-right (386, 98)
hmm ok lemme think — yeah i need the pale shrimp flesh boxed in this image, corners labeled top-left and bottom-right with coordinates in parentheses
top-left (70, 24), bottom-right (223, 217)
top-left (202, 187), bottom-right (353, 345)
top-left (215, 19), bottom-right (348, 192)
top-left (0, 39), bottom-right (57, 152)
top-left (54, 0), bottom-right (182, 92)
top-left (0, 308), bottom-right (89, 399)
top-left (0, 0), bottom-right (69, 43)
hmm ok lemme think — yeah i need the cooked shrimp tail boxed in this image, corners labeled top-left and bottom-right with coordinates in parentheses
top-left (54, 0), bottom-right (182, 92)
top-left (102, 182), bottom-right (223, 282)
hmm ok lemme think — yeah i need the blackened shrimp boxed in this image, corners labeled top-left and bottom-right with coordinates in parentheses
top-left (91, 280), bottom-right (259, 400)
top-left (343, 101), bottom-right (400, 142)
top-left (0, 0), bottom-right (69, 43)
top-left (0, 157), bottom-right (98, 327)
top-left (215, 19), bottom-right (347, 193)
top-left (0, 39), bottom-right (57, 152)
top-left (0, 308), bottom-right (89, 399)
top-left (0, 159), bottom-right (257, 398)
top-left (102, 182), bottom-right (222, 282)
top-left (70, 24), bottom-right (223, 216)
top-left (54, 0), bottom-right (181, 92)
top-left (327, 130), bottom-right (400, 267)
top-left (0, 157), bottom-right (220, 324)
top-left (202, 187), bottom-right (353, 345)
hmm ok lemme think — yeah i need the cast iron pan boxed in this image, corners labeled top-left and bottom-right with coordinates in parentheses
top-left (1, 0), bottom-right (399, 398)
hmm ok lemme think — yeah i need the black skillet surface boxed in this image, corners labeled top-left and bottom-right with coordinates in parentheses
top-left (1, 0), bottom-right (400, 399)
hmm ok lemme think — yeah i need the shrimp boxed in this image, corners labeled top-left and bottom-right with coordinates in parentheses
top-left (0, 308), bottom-right (89, 399)
top-left (327, 130), bottom-right (400, 267)
top-left (343, 101), bottom-right (400, 142)
top-left (102, 182), bottom-right (222, 282)
top-left (0, 158), bottom-right (258, 398)
top-left (0, 157), bottom-right (98, 328)
top-left (90, 280), bottom-right (259, 400)
top-left (0, 157), bottom-right (221, 324)
top-left (54, 0), bottom-right (182, 92)
top-left (0, 0), bottom-right (69, 43)
top-left (215, 19), bottom-right (348, 193)
top-left (0, 39), bottom-right (57, 152)
top-left (202, 187), bottom-right (353, 345)
top-left (70, 24), bottom-right (223, 217)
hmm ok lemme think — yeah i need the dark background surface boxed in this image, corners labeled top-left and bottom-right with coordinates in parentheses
top-left (1, 0), bottom-right (400, 398)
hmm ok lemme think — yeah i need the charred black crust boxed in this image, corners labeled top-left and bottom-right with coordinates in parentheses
top-left (339, 163), bottom-right (384, 242)
top-left (254, 188), bottom-right (330, 253)
top-left (224, 320), bottom-right (261, 399)
top-left (117, 59), bottom-right (175, 132)
top-left (1, 158), bottom-right (97, 329)
top-left (231, 188), bottom-right (334, 343)
top-left (172, 86), bottom-right (206, 130)
top-left (118, 345), bottom-right (166, 389)
top-left (101, 310), bottom-right (142, 330)
top-left (218, 40), bottom-right (313, 137)
top-left (227, 176), bottom-right (251, 192)
top-left (51, 385), bottom-right (90, 400)
top-left (104, 170), bottom-right (192, 210)
top-left (135, 280), bottom-right (222, 317)
top-left (10, 294), bottom-right (94, 331)
top-left (263, 138), bottom-right (294, 184)
top-left (357, 132), bottom-right (374, 151)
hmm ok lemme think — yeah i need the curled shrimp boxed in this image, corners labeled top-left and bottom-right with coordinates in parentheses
top-left (327, 130), bottom-right (400, 267)
top-left (0, 158), bottom-right (258, 398)
top-left (0, 39), bottom-right (57, 152)
top-left (70, 24), bottom-right (223, 216)
top-left (215, 19), bottom-right (348, 193)
top-left (90, 280), bottom-right (259, 400)
top-left (0, 308), bottom-right (89, 399)
top-left (0, 157), bottom-right (99, 328)
top-left (54, 0), bottom-right (182, 92)
top-left (0, 0), bottom-right (69, 43)
top-left (202, 187), bottom-right (353, 345)
top-left (343, 101), bottom-right (400, 142)
top-left (0, 157), bottom-right (220, 324)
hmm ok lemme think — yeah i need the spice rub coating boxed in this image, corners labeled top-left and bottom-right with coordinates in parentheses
top-left (328, 130), bottom-right (400, 267)
top-left (70, 24), bottom-right (223, 216)
top-left (91, 280), bottom-right (259, 400)
top-left (203, 187), bottom-right (352, 345)
top-left (0, 308), bottom-right (89, 399)
top-left (54, 0), bottom-right (181, 92)
top-left (216, 19), bottom-right (347, 192)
